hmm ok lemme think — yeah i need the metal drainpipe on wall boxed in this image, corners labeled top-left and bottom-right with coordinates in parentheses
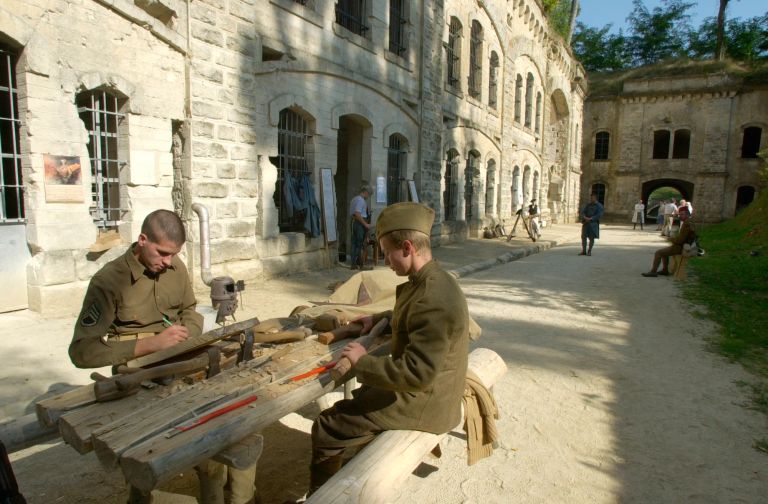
top-left (191, 203), bottom-right (214, 286)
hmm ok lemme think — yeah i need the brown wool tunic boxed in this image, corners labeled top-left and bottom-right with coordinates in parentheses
top-left (352, 260), bottom-right (470, 434)
top-left (69, 244), bottom-right (203, 368)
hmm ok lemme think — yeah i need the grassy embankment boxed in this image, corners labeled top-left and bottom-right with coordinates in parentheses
top-left (684, 189), bottom-right (768, 451)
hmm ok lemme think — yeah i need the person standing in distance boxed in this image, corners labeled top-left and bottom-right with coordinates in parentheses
top-left (349, 182), bottom-right (372, 270)
top-left (579, 192), bottom-right (604, 256)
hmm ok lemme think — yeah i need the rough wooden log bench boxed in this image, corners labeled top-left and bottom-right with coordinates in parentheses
top-left (306, 347), bottom-right (507, 504)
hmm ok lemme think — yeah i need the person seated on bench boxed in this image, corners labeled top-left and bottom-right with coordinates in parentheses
top-left (69, 210), bottom-right (257, 504)
top-left (641, 211), bottom-right (696, 277)
top-left (308, 202), bottom-right (470, 494)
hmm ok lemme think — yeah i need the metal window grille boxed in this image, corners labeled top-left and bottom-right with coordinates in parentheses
top-left (468, 22), bottom-right (483, 99)
top-left (465, 153), bottom-right (478, 220)
top-left (594, 131), bottom-right (610, 160)
top-left (488, 52), bottom-right (499, 109)
top-left (77, 91), bottom-right (126, 230)
top-left (273, 109), bottom-right (311, 232)
top-left (446, 18), bottom-right (462, 89)
top-left (444, 150), bottom-right (459, 220)
top-left (514, 75), bottom-right (522, 123)
top-left (387, 135), bottom-right (407, 204)
top-left (336, 0), bottom-right (369, 37)
top-left (525, 73), bottom-right (534, 128)
top-left (389, 0), bottom-right (408, 57)
top-left (0, 46), bottom-right (24, 223)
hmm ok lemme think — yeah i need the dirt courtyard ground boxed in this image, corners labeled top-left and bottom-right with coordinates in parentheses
top-left (7, 225), bottom-right (767, 503)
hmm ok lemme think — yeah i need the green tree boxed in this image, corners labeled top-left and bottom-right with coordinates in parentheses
top-left (572, 23), bottom-right (631, 72)
top-left (626, 0), bottom-right (695, 66)
top-left (543, 0), bottom-right (573, 39)
top-left (689, 14), bottom-right (768, 61)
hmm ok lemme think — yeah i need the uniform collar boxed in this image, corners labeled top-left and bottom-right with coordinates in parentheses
top-left (408, 259), bottom-right (437, 284)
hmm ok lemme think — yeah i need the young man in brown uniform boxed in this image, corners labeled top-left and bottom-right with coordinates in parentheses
top-left (70, 210), bottom-right (256, 504)
top-left (309, 202), bottom-right (471, 493)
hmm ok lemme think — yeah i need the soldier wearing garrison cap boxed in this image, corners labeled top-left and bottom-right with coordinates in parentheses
top-left (308, 202), bottom-right (471, 493)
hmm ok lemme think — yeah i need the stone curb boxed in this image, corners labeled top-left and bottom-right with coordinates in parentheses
top-left (447, 235), bottom-right (577, 279)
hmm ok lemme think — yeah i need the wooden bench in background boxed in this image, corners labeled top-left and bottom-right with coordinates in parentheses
top-left (307, 348), bottom-right (507, 504)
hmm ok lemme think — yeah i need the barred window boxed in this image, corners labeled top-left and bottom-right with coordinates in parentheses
top-left (0, 45), bottom-right (23, 223)
top-left (594, 131), bottom-right (610, 160)
top-left (514, 74), bottom-right (522, 123)
top-left (388, 0), bottom-right (408, 57)
top-left (468, 21), bottom-right (483, 99)
top-left (271, 108), bottom-right (312, 232)
top-left (465, 151), bottom-right (479, 221)
top-left (336, 0), bottom-right (369, 38)
top-left (444, 149), bottom-right (459, 221)
top-left (524, 73), bottom-right (534, 128)
top-left (446, 17), bottom-right (462, 91)
top-left (77, 90), bottom-right (126, 230)
top-left (387, 134), bottom-right (408, 204)
top-left (488, 51), bottom-right (499, 109)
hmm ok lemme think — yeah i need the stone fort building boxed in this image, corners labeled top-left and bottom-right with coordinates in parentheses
top-left (0, 0), bottom-right (585, 315)
top-left (581, 61), bottom-right (767, 223)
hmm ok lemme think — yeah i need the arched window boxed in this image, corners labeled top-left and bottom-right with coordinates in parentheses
top-left (652, 130), bottom-right (670, 159)
top-left (512, 165), bottom-right (521, 209)
top-left (446, 17), bottom-right (462, 91)
top-left (535, 92), bottom-right (542, 133)
top-left (524, 73), bottom-right (534, 128)
top-left (735, 185), bottom-right (756, 213)
top-left (468, 21), bottom-right (483, 99)
top-left (488, 51), bottom-right (499, 109)
top-left (672, 129), bottom-right (690, 159)
top-left (444, 149), bottom-right (460, 220)
top-left (514, 74), bottom-right (522, 123)
top-left (0, 44), bottom-right (23, 223)
top-left (387, 134), bottom-right (408, 204)
top-left (270, 108), bottom-right (313, 232)
top-left (741, 126), bottom-right (762, 158)
top-left (388, 0), bottom-right (409, 57)
top-left (523, 165), bottom-right (531, 202)
top-left (465, 151), bottom-right (480, 220)
top-left (77, 89), bottom-right (127, 230)
top-left (594, 131), bottom-right (610, 160)
top-left (485, 159), bottom-right (496, 215)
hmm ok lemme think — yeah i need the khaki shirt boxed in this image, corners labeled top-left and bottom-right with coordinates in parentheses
top-left (353, 260), bottom-right (470, 434)
top-left (69, 244), bottom-right (203, 368)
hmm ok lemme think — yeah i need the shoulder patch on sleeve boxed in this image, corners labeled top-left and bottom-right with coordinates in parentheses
top-left (80, 303), bottom-right (101, 327)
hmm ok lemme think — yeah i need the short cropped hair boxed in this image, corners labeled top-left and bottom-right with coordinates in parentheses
top-left (141, 209), bottom-right (186, 245)
top-left (381, 229), bottom-right (431, 252)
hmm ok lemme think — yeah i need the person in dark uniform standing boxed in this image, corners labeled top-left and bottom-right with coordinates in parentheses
top-left (308, 202), bottom-right (471, 494)
top-left (69, 209), bottom-right (256, 504)
top-left (579, 192), bottom-right (604, 256)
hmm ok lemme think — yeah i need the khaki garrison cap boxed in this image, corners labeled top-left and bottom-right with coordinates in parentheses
top-left (376, 202), bottom-right (435, 241)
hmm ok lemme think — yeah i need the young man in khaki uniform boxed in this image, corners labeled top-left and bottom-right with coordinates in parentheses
top-left (309, 202), bottom-right (471, 493)
top-left (70, 209), bottom-right (257, 504)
